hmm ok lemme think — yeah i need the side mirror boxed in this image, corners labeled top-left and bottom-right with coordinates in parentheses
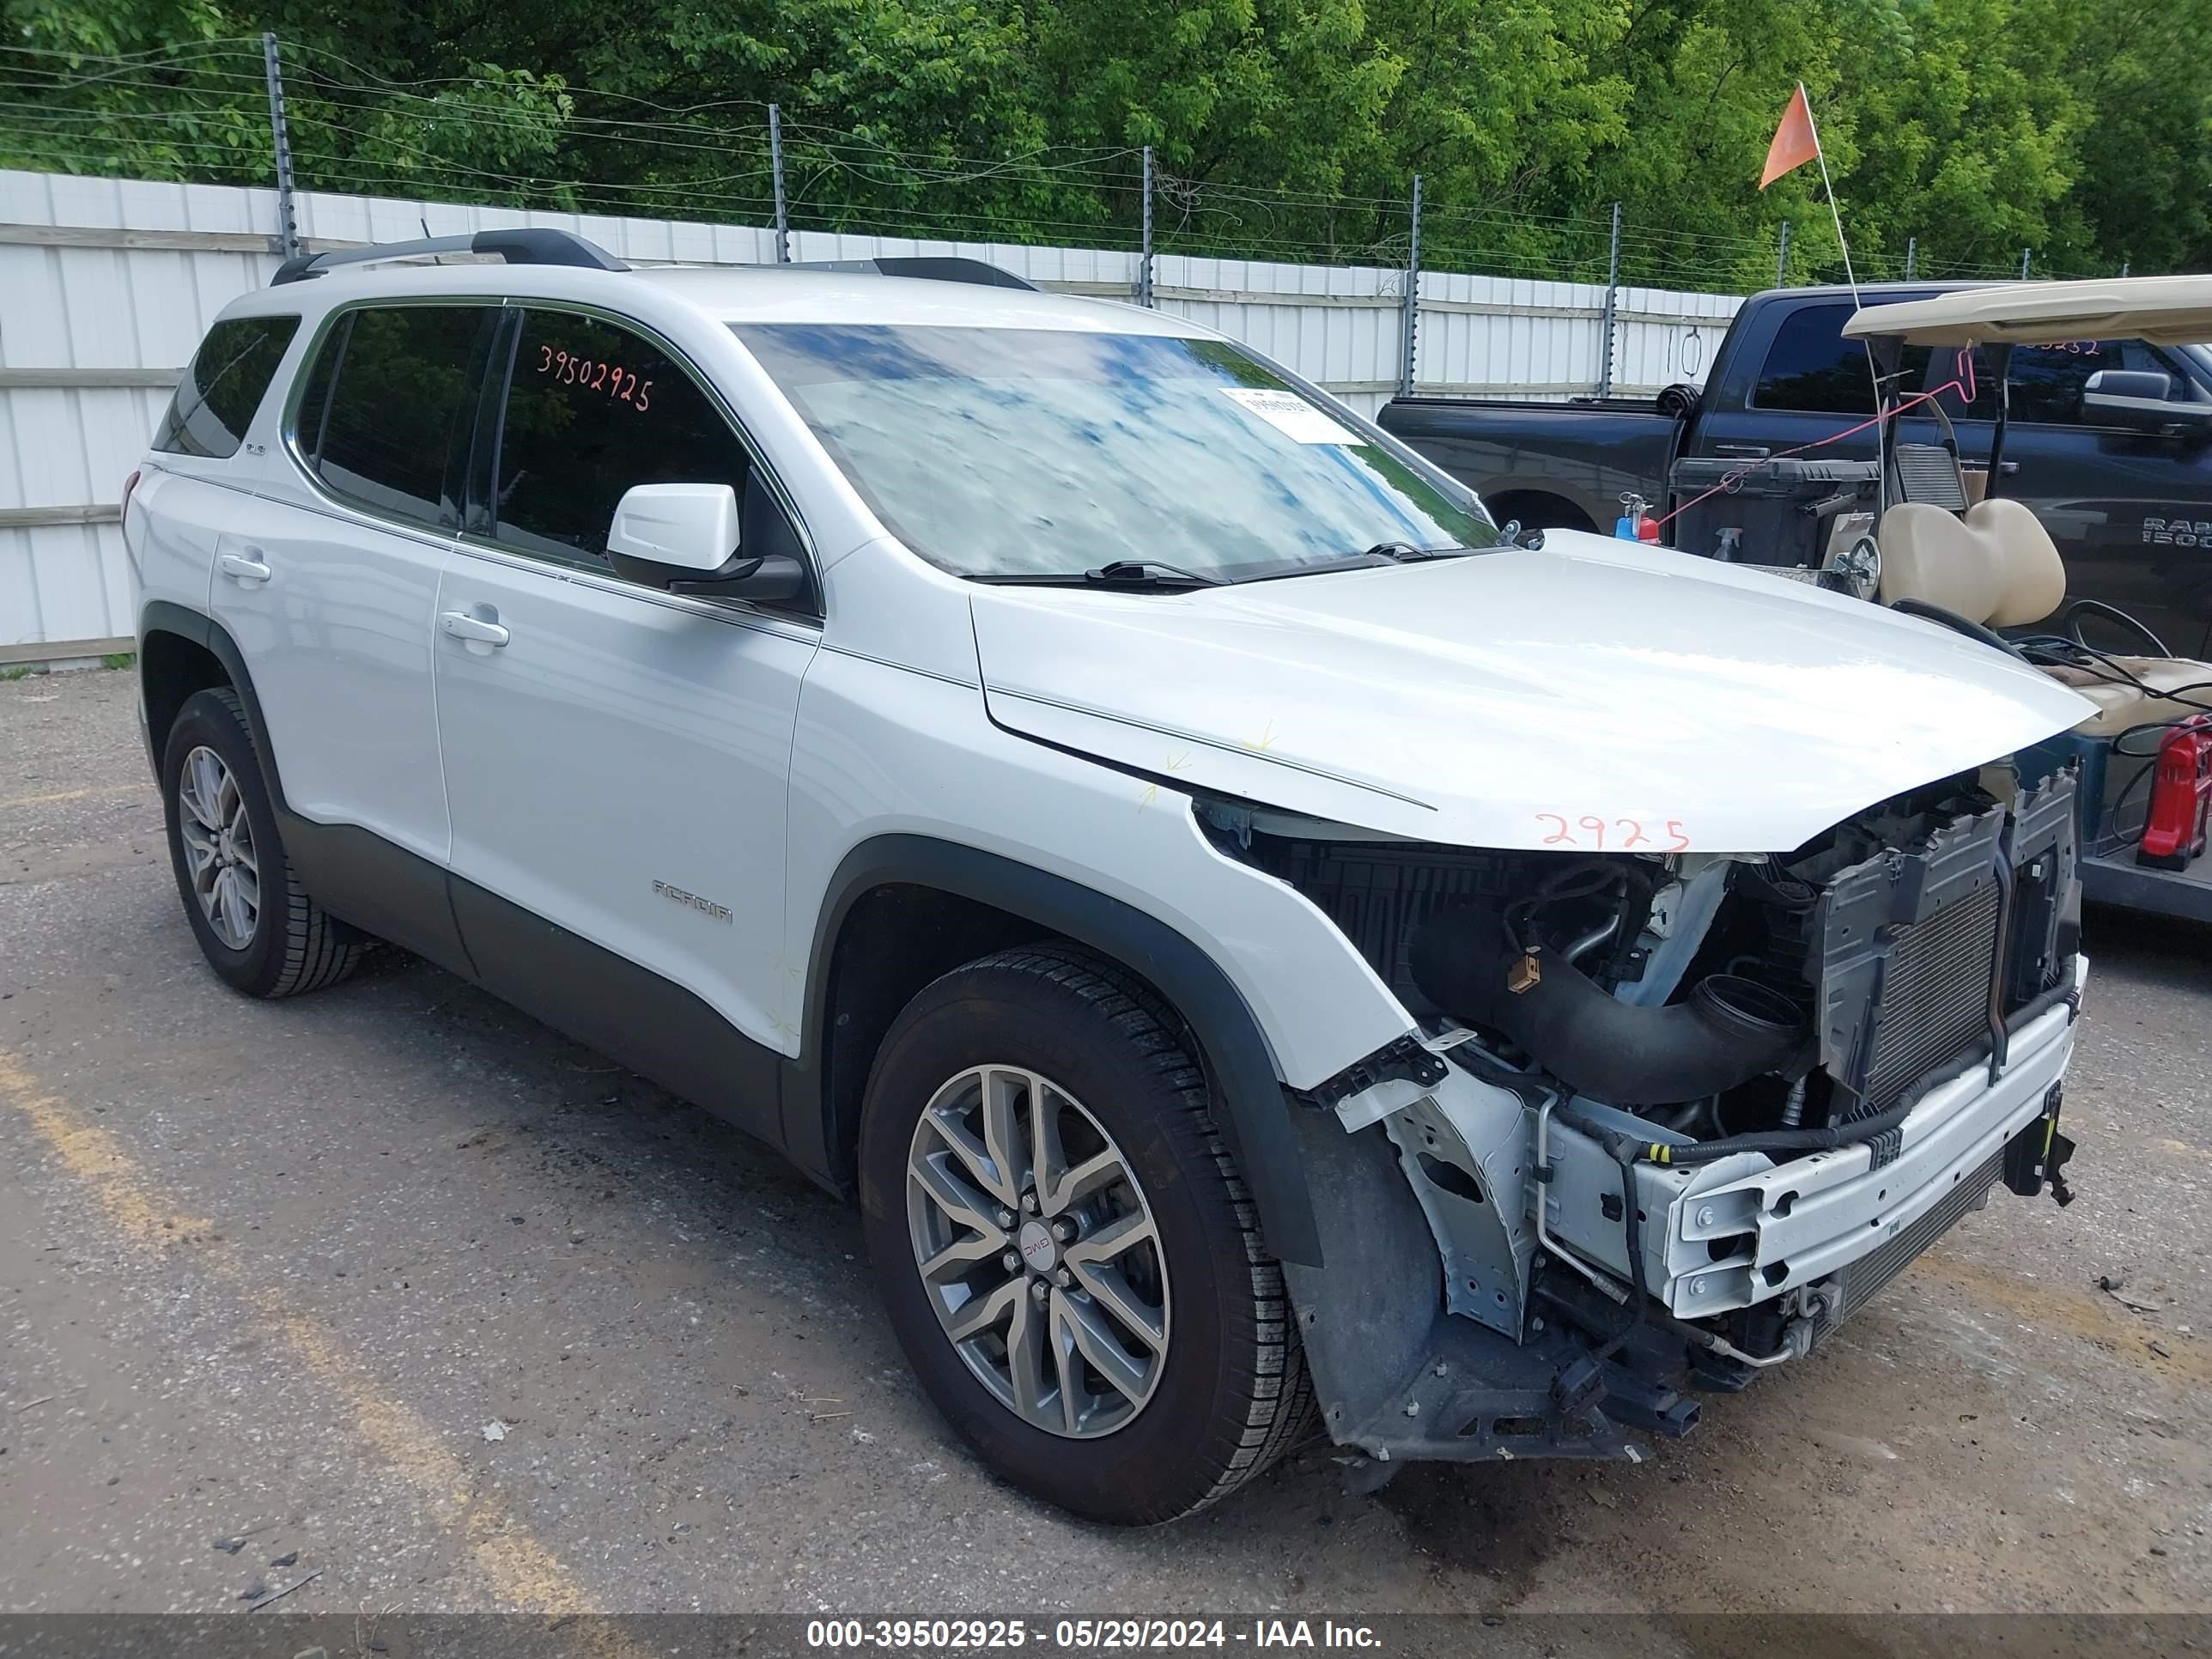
top-left (605, 483), bottom-right (810, 605)
top-left (608, 483), bottom-right (740, 571)
top-left (2081, 368), bottom-right (2212, 434)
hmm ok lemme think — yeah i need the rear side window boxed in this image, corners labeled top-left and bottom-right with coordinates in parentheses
top-left (296, 306), bottom-right (495, 531)
top-left (154, 316), bottom-right (300, 459)
top-left (488, 308), bottom-right (750, 568)
top-left (1751, 302), bottom-right (1932, 415)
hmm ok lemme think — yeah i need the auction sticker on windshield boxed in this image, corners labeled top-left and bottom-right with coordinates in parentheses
top-left (1220, 386), bottom-right (1362, 445)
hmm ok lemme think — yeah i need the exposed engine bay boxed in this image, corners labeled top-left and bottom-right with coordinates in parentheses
top-left (1198, 765), bottom-right (2085, 1468)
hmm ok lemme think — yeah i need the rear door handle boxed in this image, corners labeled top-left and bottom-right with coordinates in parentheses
top-left (1711, 443), bottom-right (1771, 459)
top-left (217, 550), bottom-right (272, 584)
top-left (439, 610), bottom-right (511, 648)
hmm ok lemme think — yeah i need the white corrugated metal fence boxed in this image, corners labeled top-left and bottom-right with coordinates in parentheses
top-left (0, 168), bottom-right (1741, 662)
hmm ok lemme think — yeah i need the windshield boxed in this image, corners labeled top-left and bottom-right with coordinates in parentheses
top-left (733, 324), bottom-right (1496, 580)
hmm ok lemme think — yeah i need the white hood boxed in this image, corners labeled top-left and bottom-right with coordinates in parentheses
top-left (970, 530), bottom-right (2094, 854)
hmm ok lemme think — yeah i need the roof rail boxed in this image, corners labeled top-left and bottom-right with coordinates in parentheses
top-left (782, 256), bottom-right (1036, 291)
top-left (271, 228), bottom-right (629, 287)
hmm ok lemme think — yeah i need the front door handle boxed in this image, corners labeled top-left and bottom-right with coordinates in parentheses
top-left (217, 550), bottom-right (272, 585)
top-left (439, 610), bottom-right (511, 648)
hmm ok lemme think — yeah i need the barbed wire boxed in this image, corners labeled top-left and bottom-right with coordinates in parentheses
top-left (0, 39), bottom-right (2143, 292)
top-left (0, 38), bottom-right (264, 69)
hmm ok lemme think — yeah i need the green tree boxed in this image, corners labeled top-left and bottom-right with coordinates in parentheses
top-left (2060, 0), bottom-right (2212, 273)
top-left (3, 0), bottom-right (2203, 283)
top-left (1839, 0), bottom-right (2087, 277)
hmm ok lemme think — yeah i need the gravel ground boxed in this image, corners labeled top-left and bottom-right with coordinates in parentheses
top-left (2, 666), bottom-right (2209, 1632)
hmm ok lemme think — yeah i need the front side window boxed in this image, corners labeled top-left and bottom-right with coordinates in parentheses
top-left (1929, 340), bottom-right (2188, 425)
top-left (154, 315), bottom-right (300, 459)
top-left (733, 324), bottom-right (1492, 582)
top-left (489, 309), bottom-right (751, 568)
top-left (296, 305), bottom-right (494, 531)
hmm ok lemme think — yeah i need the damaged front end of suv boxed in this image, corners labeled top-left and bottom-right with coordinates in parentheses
top-left (967, 521), bottom-right (2102, 1483)
top-left (1199, 766), bottom-right (2084, 1474)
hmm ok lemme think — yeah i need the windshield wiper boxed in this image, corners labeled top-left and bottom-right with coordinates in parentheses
top-left (1237, 544), bottom-right (1480, 584)
top-left (1362, 540), bottom-right (1480, 562)
top-left (1084, 559), bottom-right (1222, 587)
top-left (969, 559), bottom-right (1223, 590)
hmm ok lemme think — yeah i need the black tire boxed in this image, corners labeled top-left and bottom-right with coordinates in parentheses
top-left (160, 685), bottom-right (362, 999)
top-left (858, 945), bottom-right (1314, 1524)
top-left (1486, 489), bottom-right (1596, 536)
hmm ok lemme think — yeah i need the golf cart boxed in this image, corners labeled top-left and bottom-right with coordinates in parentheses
top-left (1694, 277), bottom-right (2212, 922)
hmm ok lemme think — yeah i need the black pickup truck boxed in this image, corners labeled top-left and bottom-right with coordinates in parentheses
top-left (1380, 283), bottom-right (2212, 656)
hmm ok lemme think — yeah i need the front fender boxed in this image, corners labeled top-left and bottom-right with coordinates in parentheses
top-left (791, 833), bottom-right (1328, 1265)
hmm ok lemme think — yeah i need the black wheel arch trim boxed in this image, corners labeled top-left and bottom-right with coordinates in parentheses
top-left (137, 599), bottom-right (474, 975)
top-left (140, 600), bottom-right (285, 799)
top-left (784, 833), bottom-right (1324, 1267)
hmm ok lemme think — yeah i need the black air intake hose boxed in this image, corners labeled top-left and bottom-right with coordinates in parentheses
top-left (1410, 905), bottom-right (1804, 1107)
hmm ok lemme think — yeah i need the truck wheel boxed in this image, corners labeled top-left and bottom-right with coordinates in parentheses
top-left (858, 945), bottom-right (1313, 1523)
top-left (1488, 490), bottom-right (1596, 536)
top-left (160, 686), bottom-right (362, 999)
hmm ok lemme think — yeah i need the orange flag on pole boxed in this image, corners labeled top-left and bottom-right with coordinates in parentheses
top-left (1759, 82), bottom-right (1821, 189)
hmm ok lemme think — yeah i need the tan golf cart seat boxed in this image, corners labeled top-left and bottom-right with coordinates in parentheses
top-left (1878, 497), bottom-right (2212, 738)
top-left (1838, 276), bottom-right (2212, 744)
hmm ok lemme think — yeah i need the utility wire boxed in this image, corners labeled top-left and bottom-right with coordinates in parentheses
top-left (0, 43), bottom-right (2142, 290)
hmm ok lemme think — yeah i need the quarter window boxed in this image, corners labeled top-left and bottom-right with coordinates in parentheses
top-left (297, 306), bottom-right (495, 531)
top-left (154, 316), bottom-right (301, 459)
top-left (489, 310), bottom-right (751, 568)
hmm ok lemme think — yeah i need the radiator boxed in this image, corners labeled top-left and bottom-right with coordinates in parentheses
top-left (1859, 881), bottom-right (2004, 1115)
top-left (1816, 1148), bottom-right (2002, 1339)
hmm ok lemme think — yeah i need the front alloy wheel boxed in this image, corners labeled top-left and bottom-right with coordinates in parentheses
top-left (906, 1064), bottom-right (1170, 1437)
top-left (859, 945), bottom-right (1315, 1524)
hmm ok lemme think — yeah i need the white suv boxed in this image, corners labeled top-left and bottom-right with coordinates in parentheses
top-left (128, 229), bottom-right (2094, 1524)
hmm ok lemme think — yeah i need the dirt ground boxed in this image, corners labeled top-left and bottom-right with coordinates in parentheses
top-left (3, 666), bottom-right (2209, 1632)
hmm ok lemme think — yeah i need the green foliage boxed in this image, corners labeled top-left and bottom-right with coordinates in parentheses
top-left (2062, 0), bottom-right (2212, 275)
top-left (1, 0), bottom-right (270, 179)
top-left (2, 0), bottom-right (2203, 284)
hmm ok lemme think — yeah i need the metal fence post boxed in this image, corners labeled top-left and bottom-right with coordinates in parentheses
top-left (1597, 199), bottom-right (1621, 397)
top-left (1775, 219), bottom-right (1790, 288)
top-left (769, 104), bottom-right (790, 263)
top-left (2021, 246), bottom-right (2032, 280)
top-left (1138, 145), bottom-right (1154, 307)
top-left (261, 32), bottom-right (301, 261)
top-left (1905, 236), bottom-right (1917, 280)
top-left (1397, 173), bottom-right (1422, 398)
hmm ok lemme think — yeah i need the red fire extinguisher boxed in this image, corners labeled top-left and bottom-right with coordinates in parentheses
top-left (1613, 492), bottom-right (1662, 544)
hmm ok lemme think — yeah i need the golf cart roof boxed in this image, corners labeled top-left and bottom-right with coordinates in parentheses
top-left (1840, 275), bottom-right (2212, 348)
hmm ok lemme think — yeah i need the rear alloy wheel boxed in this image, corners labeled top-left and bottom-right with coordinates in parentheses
top-left (860, 945), bottom-right (1314, 1523)
top-left (161, 686), bottom-right (362, 999)
top-left (175, 744), bottom-right (260, 950)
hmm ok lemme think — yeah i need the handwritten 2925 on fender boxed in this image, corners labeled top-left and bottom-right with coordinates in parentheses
top-left (128, 227), bottom-right (2094, 1526)
top-left (1535, 814), bottom-right (1691, 851)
